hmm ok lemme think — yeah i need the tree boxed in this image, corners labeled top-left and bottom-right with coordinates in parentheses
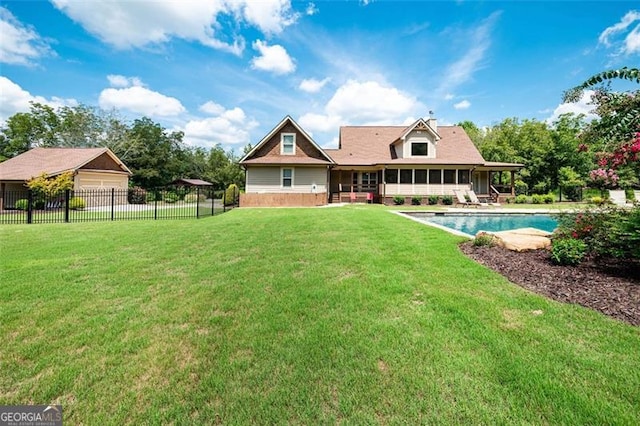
top-left (563, 67), bottom-right (639, 188)
top-left (457, 120), bottom-right (484, 147)
top-left (26, 171), bottom-right (74, 196)
top-left (125, 117), bottom-right (188, 188)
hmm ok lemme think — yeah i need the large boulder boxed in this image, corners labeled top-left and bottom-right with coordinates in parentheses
top-left (477, 228), bottom-right (551, 252)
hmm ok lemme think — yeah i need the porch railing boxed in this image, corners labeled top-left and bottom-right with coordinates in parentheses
top-left (338, 184), bottom-right (377, 193)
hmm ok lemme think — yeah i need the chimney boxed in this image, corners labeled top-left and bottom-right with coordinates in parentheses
top-left (426, 111), bottom-right (437, 132)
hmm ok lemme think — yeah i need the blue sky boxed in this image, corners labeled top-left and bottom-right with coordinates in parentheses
top-left (1, 1), bottom-right (638, 151)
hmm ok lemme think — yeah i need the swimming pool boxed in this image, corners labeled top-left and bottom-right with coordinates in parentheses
top-left (403, 212), bottom-right (558, 236)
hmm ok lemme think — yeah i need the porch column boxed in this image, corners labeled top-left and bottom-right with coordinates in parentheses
top-left (510, 170), bottom-right (515, 196)
top-left (0, 182), bottom-right (4, 210)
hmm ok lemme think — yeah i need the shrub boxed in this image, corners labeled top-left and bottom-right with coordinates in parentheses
top-left (411, 196), bottom-right (421, 205)
top-left (146, 191), bottom-right (162, 202)
top-left (184, 192), bottom-right (205, 203)
top-left (543, 193), bottom-right (555, 204)
top-left (505, 197), bottom-right (515, 204)
top-left (550, 238), bottom-right (587, 265)
top-left (14, 199), bottom-right (28, 210)
top-left (393, 195), bottom-right (405, 205)
top-left (515, 195), bottom-right (528, 204)
top-left (554, 207), bottom-right (640, 260)
top-left (562, 186), bottom-right (583, 202)
top-left (164, 193), bottom-right (178, 203)
top-left (473, 233), bottom-right (495, 247)
top-left (128, 187), bottom-right (147, 204)
top-left (514, 180), bottom-right (528, 196)
top-left (531, 194), bottom-right (544, 204)
top-left (225, 184), bottom-right (239, 205)
top-left (428, 195), bottom-right (439, 205)
top-left (68, 197), bottom-right (86, 210)
top-left (589, 196), bottom-right (606, 205)
top-left (532, 182), bottom-right (548, 195)
top-left (441, 195), bottom-right (453, 205)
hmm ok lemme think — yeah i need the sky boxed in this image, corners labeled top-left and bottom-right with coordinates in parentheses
top-left (1, 1), bottom-right (639, 152)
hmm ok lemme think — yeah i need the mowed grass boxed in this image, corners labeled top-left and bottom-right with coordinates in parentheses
top-left (1, 206), bottom-right (639, 424)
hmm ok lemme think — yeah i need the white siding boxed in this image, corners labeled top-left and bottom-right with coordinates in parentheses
top-left (402, 130), bottom-right (436, 159)
top-left (246, 166), bottom-right (327, 193)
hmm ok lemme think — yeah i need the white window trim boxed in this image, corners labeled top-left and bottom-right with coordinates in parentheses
top-left (281, 167), bottom-right (294, 188)
top-left (280, 133), bottom-right (296, 155)
top-left (410, 141), bottom-right (429, 157)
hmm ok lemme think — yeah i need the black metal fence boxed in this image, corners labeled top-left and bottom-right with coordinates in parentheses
top-left (0, 186), bottom-right (239, 225)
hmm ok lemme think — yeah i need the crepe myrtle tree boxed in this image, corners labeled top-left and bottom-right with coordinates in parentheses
top-left (563, 67), bottom-right (640, 188)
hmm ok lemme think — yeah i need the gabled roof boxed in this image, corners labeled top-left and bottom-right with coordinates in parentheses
top-left (325, 125), bottom-right (485, 166)
top-left (391, 118), bottom-right (440, 145)
top-left (240, 115), bottom-right (335, 165)
top-left (0, 147), bottom-right (132, 181)
top-left (172, 178), bottom-right (214, 186)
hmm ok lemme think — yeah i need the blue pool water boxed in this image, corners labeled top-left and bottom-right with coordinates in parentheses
top-left (406, 213), bottom-right (558, 236)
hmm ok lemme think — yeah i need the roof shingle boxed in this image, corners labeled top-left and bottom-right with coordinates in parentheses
top-left (0, 147), bottom-right (130, 181)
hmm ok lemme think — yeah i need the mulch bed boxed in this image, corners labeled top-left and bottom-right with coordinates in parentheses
top-left (459, 243), bottom-right (640, 327)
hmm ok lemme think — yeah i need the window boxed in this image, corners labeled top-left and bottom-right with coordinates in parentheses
top-left (385, 169), bottom-right (398, 184)
top-left (281, 133), bottom-right (295, 155)
top-left (443, 169), bottom-right (456, 184)
top-left (415, 169), bottom-right (428, 184)
top-left (400, 169), bottom-right (412, 184)
top-left (282, 168), bottom-right (293, 187)
top-left (362, 172), bottom-right (377, 185)
top-left (429, 169), bottom-right (441, 184)
top-left (458, 170), bottom-right (470, 184)
top-left (411, 142), bottom-right (428, 156)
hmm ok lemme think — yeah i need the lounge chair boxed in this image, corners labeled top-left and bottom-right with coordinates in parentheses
top-left (454, 189), bottom-right (477, 207)
top-left (609, 190), bottom-right (631, 207)
top-left (466, 190), bottom-right (490, 208)
top-left (634, 190), bottom-right (640, 205)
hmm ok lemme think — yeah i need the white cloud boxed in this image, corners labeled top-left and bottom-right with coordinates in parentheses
top-left (199, 101), bottom-right (226, 115)
top-left (299, 77), bottom-right (330, 93)
top-left (298, 112), bottom-right (342, 133)
top-left (0, 7), bottom-right (53, 65)
top-left (444, 93), bottom-right (455, 100)
top-left (306, 2), bottom-right (318, 16)
top-left (51, 0), bottom-right (297, 55)
top-left (0, 76), bottom-right (77, 122)
top-left (98, 85), bottom-right (185, 117)
top-left (299, 80), bottom-right (418, 135)
top-left (599, 10), bottom-right (640, 55)
top-left (546, 90), bottom-right (598, 124)
top-left (437, 11), bottom-right (500, 96)
top-left (182, 102), bottom-right (258, 147)
top-left (251, 40), bottom-right (296, 74)
top-left (107, 74), bottom-right (144, 88)
top-left (240, 0), bottom-right (298, 34)
top-left (326, 80), bottom-right (416, 123)
top-left (453, 99), bottom-right (471, 110)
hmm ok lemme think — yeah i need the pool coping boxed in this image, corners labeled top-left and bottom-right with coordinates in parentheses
top-left (391, 208), bottom-right (562, 238)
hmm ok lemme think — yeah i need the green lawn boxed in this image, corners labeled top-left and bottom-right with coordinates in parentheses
top-left (1, 206), bottom-right (638, 424)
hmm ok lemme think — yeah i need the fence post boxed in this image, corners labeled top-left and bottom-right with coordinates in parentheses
top-left (27, 190), bottom-right (33, 224)
top-left (154, 189), bottom-right (158, 220)
top-left (111, 188), bottom-right (115, 221)
top-left (211, 187), bottom-right (215, 216)
top-left (223, 187), bottom-right (226, 213)
top-left (196, 186), bottom-right (200, 219)
top-left (65, 189), bottom-right (70, 223)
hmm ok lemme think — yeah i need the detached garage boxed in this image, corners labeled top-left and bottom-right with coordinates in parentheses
top-left (0, 147), bottom-right (132, 209)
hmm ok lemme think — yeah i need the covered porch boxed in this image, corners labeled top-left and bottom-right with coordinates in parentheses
top-left (472, 162), bottom-right (524, 203)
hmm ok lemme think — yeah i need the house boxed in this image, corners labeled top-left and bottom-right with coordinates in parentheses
top-left (239, 116), bottom-right (522, 207)
top-left (0, 147), bottom-right (132, 209)
top-left (239, 116), bottom-right (335, 207)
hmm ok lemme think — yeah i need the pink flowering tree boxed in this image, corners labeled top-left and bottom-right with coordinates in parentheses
top-left (563, 68), bottom-right (640, 190)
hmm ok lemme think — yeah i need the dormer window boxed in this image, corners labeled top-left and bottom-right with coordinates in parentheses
top-left (281, 133), bottom-right (296, 155)
top-left (411, 142), bottom-right (428, 156)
